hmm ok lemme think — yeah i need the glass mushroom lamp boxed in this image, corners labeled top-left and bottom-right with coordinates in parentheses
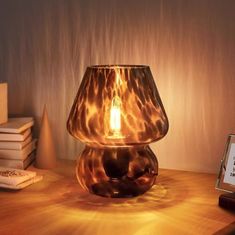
top-left (67, 65), bottom-right (168, 198)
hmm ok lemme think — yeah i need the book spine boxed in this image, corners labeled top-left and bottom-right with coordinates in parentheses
top-left (0, 139), bottom-right (36, 160)
top-left (0, 118), bottom-right (33, 133)
top-left (0, 159), bottom-right (24, 169)
top-left (0, 128), bottom-right (31, 142)
top-left (0, 135), bottom-right (25, 142)
top-left (0, 135), bottom-right (32, 150)
top-left (0, 154), bottom-right (35, 170)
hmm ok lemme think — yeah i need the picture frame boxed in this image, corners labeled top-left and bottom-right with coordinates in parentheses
top-left (216, 134), bottom-right (235, 193)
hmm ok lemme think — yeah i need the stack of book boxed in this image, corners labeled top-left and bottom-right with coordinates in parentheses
top-left (0, 118), bottom-right (36, 169)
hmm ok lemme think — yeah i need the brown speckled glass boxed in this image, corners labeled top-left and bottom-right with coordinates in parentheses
top-left (67, 65), bottom-right (168, 198)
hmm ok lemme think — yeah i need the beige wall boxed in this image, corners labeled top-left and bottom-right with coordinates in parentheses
top-left (0, 0), bottom-right (235, 173)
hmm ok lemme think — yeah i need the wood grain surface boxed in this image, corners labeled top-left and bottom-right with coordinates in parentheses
top-left (0, 160), bottom-right (234, 235)
top-left (0, 1), bottom-right (235, 173)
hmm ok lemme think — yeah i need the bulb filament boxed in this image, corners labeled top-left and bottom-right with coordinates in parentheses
top-left (110, 96), bottom-right (121, 136)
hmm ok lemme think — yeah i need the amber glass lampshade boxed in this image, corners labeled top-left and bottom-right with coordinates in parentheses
top-left (67, 65), bottom-right (168, 197)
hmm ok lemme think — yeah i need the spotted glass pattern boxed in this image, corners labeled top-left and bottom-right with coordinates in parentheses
top-left (67, 65), bottom-right (168, 147)
top-left (76, 145), bottom-right (158, 198)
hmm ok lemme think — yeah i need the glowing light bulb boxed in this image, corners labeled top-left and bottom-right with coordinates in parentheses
top-left (110, 96), bottom-right (121, 136)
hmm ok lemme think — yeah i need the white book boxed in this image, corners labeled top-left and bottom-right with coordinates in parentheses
top-left (0, 139), bottom-right (37, 160)
top-left (0, 166), bottom-right (36, 186)
top-left (0, 128), bottom-right (31, 142)
top-left (0, 175), bottom-right (43, 190)
top-left (0, 135), bottom-right (32, 150)
top-left (0, 151), bottom-right (35, 169)
top-left (0, 117), bottom-right (34, 133)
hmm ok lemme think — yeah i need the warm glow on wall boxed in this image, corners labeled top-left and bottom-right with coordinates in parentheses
top-left (1, 1), bottom-right (235, 173)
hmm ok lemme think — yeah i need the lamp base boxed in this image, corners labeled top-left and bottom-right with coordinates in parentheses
top-left (76, 145), bottom-right (158, 198)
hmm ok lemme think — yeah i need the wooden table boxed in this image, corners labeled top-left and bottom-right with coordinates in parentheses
top-left (0, 160), bottom-right (234, 235)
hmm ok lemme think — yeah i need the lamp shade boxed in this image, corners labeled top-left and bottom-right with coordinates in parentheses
top-left (67, 65), bottom-right (168, 147)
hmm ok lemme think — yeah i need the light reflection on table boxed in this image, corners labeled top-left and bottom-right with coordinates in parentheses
top-left (0, 160), bottom-right (234, 235)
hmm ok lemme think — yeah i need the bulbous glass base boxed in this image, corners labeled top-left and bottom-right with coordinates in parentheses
top-left (76, 145), bottom-right (158, 198)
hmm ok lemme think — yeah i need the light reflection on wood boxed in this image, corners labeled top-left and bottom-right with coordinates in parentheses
top-left (0, 160), bottom-right (234, 235)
